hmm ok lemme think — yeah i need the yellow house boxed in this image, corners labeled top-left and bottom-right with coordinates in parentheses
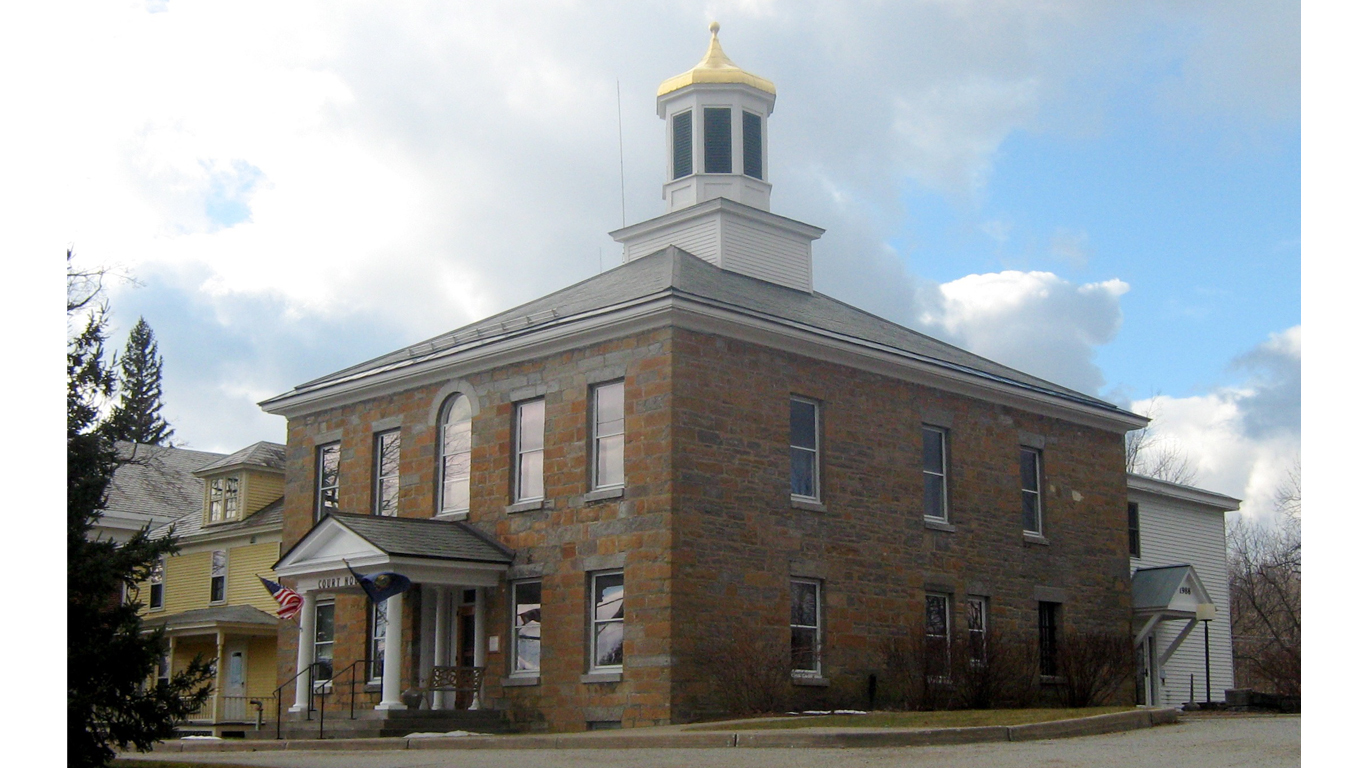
top-left (140, 441), bottom-right (286, 737)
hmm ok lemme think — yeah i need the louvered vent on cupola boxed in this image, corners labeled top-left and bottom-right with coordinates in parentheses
top-left (703, 107), bottom-right (732, 173)
top-left (672, 111), bottom-right (693, 179)
top-left (743, 111), bottom-right (762, 179)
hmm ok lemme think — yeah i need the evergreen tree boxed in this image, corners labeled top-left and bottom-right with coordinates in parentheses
top-left (103, 317), bottom-right (174, 445)
top-left (67, 255), bottom-right (212, 767)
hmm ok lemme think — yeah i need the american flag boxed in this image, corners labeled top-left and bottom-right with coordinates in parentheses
top-left (258, 576), bottom-right (304, 620)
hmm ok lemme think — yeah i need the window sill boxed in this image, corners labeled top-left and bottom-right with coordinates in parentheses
top-left (791, 498), bottom-right (826, 513)
top-left (363, 682), bottom-right (382, 693)
top-left (581, 671), bottom-right (623, 684)
top-left (923, 518), bottom-right (956, 533)
top-left (1039, 674), bottom-right (1064, 686)
top-left (791, 674), bottom-right (830, 687)
top-left (1023, 532), bottom-right (1050, 546)
top-left (584, 487), bottom-right (625, 503)
top-left (506, 499), bottom-right (546, 514)
top-left (434, 511), bottom-right (470, 522)
top-left (501, 676), bottom-right (540, 687)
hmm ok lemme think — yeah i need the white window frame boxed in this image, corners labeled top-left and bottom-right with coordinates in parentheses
top-left (589, 571), bottom-right (624, 672)
top-left (368, 599), bottom-right (387, 681)
top-left (922, 426), bottom-right (948, 521)
top-left (314, 600), bottom-right (335, 683)
top-left (511, 580), bottom-right (542, 677)
top-left (1021, 447), bottom-right (1043, 535)
top-left (149, 556), bottom-right (165, 611)
top-left (514, 399), bottom-right (546, 503)
top-left (438, 394), bottom-right (473, 516)
top-left (967, 596), bottom-right (987, 666)
top-left (925, 592), bottom-right (951, 682)
top-left (790, 578), bottom-right (822, 677)
top-left (209, 549), bottom-right (227, 604)
top-left (372, 429), bottom-right (400, 517)
top-left (591, 381), bottom-right (625, 491)
top-left (789, 398), bottom-right (820, 502)
top-left (316, 442), bottom-right (341, 520)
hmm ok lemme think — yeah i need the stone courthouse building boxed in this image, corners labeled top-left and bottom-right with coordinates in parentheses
top-left (262, 25), bottom-right (1147, 732)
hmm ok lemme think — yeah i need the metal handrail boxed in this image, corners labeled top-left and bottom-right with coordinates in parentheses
top-left (271, 661), bottom-right (328, 740)
top-left (329, 657), bottom-right (377, 721)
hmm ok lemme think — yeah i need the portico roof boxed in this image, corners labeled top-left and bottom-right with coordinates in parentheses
top-left (141, 604), bottom-right (279, 637)
top-left (1132, 564), bottom-right (1213, 618)
top-left (274, 513), bottom-right (514, 592)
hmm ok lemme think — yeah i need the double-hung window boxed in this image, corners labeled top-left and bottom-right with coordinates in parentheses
top-left (590, 572), bottom-right (624, 671)
top-left (514, 400), bottom-right (545, 503)
top-left (316, 442), bottom-right (340, 520)
top-left (1127, 502), bottom-right (1141, 557)
top-left (592, 382), bottom-right (625, 490)
top-left (439, 395), bottom-right (473, 515)
top-left (922, 427), bottom-right (948, 521)
top-left (373, 430), bottom-right (400, 517)
top-left (790, 579), bottom-right (822, 676)
top-left (368, 600), bottom-right (387, 681)
top-left (1020, 447), bottom-right (1043, 535)
top-left (925, 593), bottom-right (951, 681)
top-left (512, 581), bottom-right (542, 676)
top-left (209, 476), bottom-right (240, 523)
top-left (209, 550), bottom-right (227, 603)
top-left (967, 596), bottom-right (987, 665)
top-left (1038, 602), bottom-right (1060, 677)
top-left (149, 557), bottom-right (164, 610)
top-left (790, 398), bottom-right (820, 501)
top-left (314, 602), bottom-right (335, 682)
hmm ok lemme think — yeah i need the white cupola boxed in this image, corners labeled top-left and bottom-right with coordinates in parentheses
top-left (656, 21), bottom-right (777, 212)
top-left (611, 23), bottom-right (823, 293)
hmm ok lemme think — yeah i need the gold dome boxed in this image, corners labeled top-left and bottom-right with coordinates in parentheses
top-left (657, 22), bottom-right (776, 97)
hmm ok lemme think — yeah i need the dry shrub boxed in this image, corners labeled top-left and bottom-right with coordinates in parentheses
top-left (1052, 630), bottom-right (1133, 707)
top-left (696, 620), bottom-right (791, 716)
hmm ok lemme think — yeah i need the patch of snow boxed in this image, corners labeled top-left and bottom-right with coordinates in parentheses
top-left (180, 735), bottom-right (223, 740)
top-left (407, 730), bottom-right (474, 738)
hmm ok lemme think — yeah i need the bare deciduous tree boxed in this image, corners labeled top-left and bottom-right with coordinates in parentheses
top-left (1125, 398), bottom-right (1199, 485)
top-left (1227, 461), bottom-right (1300, 696)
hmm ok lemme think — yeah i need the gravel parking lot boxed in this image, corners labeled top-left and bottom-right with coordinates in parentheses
top-left (120, 714), bottom-right (1299, 768)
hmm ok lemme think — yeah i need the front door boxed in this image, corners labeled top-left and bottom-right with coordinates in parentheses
top-left (456, 600), bottom-right (477, 708)
top-left (224, 641), bottom-right (248, 720)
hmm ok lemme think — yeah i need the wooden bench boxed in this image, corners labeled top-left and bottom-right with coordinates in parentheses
top-left (423, 666), bottom-right (485, 710)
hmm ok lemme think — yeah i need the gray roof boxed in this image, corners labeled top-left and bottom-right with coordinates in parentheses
top-left (104, 442), bottom-right (230, 527)
top-left (274, 247), bottom-right (1121, 414)
top-left (142, 604), bottom-right (279, 631)
top-left (1131, 564), bottom-right (1196, 611)
top-left (194, 441), bottom-right (286, 476)
top-left (152, 497), bottom-right (284, 540)
top-left (325, 513), bottom-right (515, 564)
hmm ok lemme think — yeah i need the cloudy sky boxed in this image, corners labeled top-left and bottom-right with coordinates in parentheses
top-left (18, 1), bottom-right (1299, 519)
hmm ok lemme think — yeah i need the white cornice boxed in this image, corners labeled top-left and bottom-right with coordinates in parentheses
top-left (261, 292), bottom-right (1143, 433)
top-left (608, 197), bottom-right (825, 243)
top-left (1127, 473), bottom-right (1242, 512)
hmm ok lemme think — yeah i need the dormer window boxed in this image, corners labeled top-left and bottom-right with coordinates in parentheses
top-left (208, 475), bottom-right (241, 523)
top-left (703, 107), bottom-right (732, 173)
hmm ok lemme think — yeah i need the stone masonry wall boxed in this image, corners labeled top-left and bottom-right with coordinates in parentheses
top-left (276, 328), bottom-right (674, 732)
top-left (667, 329), bottom-right (1133, 718)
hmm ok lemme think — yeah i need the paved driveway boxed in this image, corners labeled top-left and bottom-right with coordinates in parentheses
top-left (120, 715), bottom-right (1299, 768)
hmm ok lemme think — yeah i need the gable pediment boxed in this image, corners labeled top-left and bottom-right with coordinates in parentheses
top-left (274, 516), bottom-right (387, 578)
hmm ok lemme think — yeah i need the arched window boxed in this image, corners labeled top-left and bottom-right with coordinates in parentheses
top-left (439, 394), bottom-right (472, 515)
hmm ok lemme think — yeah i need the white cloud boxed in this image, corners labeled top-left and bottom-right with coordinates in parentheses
top-left (922, 271), bottom-right (1129, 395)
top-left (1128, 326), bottom-right (1301, 520)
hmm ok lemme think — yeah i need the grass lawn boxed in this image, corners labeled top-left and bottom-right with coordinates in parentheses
top-left (117, 761), bottom-right (255, 768)
top-left (688, 706), bottom-right (1132, 731)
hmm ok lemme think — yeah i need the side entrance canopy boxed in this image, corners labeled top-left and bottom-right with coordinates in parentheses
top-left (1132, 564), bottom-right (1216, 699)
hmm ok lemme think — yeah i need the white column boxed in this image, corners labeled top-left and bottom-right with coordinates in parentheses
top-left (375, 591), bottom-right (406, 710)
top-left (471, 587), bottom-right (486, 710)
top-left (290, 591), bottom-right (316, 713)
top-left (213, 630), bottom-right (225, 722)
top-left (433, 586), bottom-right (449, 710)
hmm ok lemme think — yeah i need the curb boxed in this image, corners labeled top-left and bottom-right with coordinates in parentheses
top-left (148, 708), bottom-right (1182, 753)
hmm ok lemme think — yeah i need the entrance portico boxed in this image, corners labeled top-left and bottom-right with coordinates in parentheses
top-left (273, 513), bottom-right (513, 715)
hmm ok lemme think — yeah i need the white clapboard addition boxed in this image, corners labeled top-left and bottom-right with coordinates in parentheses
top-left (1128, 474), bottom-right (1240, 705)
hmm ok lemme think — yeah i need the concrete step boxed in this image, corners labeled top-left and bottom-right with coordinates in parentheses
top-left (267, 709), bottom-right (511, 739)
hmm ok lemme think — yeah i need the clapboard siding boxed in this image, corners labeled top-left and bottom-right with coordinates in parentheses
top-left (226, 541), bottom-right (283, 613)
top-left (722, 216), bottom-right (811, 291)
top-left (161, 550), bottom-right (212, 614)
top-left (1130, 491), bottom-right (1235, 704)
top-left (625, 218), bottom-right (720, 264)
top-left (243, 470), bottom-right (284, 518)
